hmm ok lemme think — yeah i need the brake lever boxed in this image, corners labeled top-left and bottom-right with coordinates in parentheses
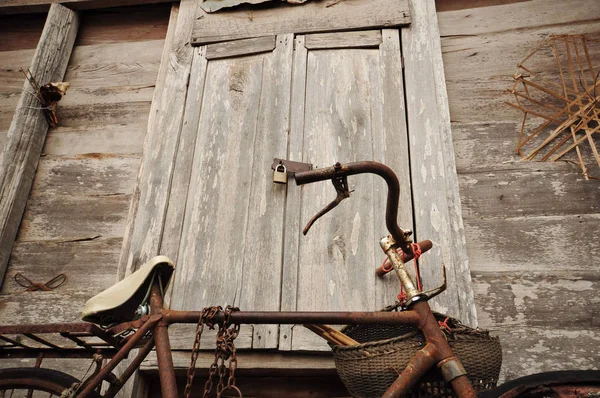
top-left (302, 163), bottom-right (351, 235)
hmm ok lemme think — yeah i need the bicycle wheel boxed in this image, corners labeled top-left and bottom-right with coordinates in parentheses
top-left (0, 367), bottom-right (101, 397)
top-left (480, 370), bottom-right (600, 397)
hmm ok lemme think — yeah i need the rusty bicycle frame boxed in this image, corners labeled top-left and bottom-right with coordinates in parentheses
top-left (0, 161), bottom-right (477, 398)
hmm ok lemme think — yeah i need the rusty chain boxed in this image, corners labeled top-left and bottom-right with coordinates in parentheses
top-left (184, 306), bottom-right (242, 398)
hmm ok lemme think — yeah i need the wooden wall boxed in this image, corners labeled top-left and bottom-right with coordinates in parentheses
top-left (0, 4), bottom-right (169, 372)
top-left (436, 0), bottom-right (600, 381)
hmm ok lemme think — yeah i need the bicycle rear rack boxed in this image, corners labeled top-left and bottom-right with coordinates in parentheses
top-left (0, 323), bottom-right (126, 359)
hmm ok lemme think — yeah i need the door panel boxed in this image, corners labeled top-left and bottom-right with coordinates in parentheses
top-left (169, 34), bottom-right (293, 349)
top-left (281, 29), bottom-right (414, 350)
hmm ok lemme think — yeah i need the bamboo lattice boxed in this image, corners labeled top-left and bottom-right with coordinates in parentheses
top-left (506, 35), bottom-right (600, 180)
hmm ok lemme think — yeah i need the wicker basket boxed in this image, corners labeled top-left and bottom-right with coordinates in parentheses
top-left (332, 312), bottom-right (502, 398)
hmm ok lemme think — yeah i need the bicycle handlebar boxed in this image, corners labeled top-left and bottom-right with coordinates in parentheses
top-left (295, 161), bottom-right (414, 254)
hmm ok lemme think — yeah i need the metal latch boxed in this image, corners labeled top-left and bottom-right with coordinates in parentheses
top-left (271, 158), bottom-right (313, 175)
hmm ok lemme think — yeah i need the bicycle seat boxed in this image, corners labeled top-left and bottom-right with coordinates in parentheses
top-left (81, 256), bottom-right (174, 326)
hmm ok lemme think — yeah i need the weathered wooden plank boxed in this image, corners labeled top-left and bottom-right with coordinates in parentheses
top-left (2, 237), bottom-right (121, 295)
top-left (0, 291), bottom-right (94, 324)
top-left (304, 30), bottom-right (382, 50)
top-left (43, 123), bottom-right (146, 156)
top-left (440, 23), bottom-right (600, 123)
top-left (164, 323), bottom-right (253, 351)
top-left (459, 163), bottom-right (600, 219)
top-left (465, 213), bottom-right (600, 273)
top-left (117, 0), bottom-right (197, 280)
top-left (31, 154), bottom-right (139, 196)
top-left (191, 0), bottom-right (410, 45)
top-left (278, 35), bottom-right (307, 351)
top-left (0, 0), bottom-right (174, 15)
top-left (159, 48), bottom-right (208, 267)
top-left (205, 36), bottom-right (276, 60)
top-left (452, 121), bottom-right (521, 172)
top-left (288, 38), bottom-right (414, 351)
top-left (238, 34), bottom-right (293, 349)
top-left (170, 39), bottom-right (293, 350)
top-left (373, 29), bottom-right (414, 308)
top-left (69, 40), bottom-right (164, 66)
top-left (0, 4), bottom-right (79, 286)
top-left (60, 85), bottom-right (155, 107)
top-left (0, 13), bottom-right (45, 51)
top-left (492, 326), bottom-right (600, 382)
top-left (141, 350), bottom-right (336, 372)
top-left (402, 0), bottom-right (476, 326)
top-left (55, 102), bottom-right (151, 129)
top-left (18, 194), bottom-right (130, 241)
top-left (75, 3), bottom-right (170, 45)
top-left (65, 59), bottom-right (161, 87)
top-left (437, 0), bottom-right (600, 37)
top-left (472, 270), bottom-right (600, 330)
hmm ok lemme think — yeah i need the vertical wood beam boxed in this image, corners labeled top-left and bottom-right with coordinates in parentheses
top-left (0, 4), bottom-right (79, 286)
top-left (117, 0), bottom-right (197, 279)
top-left (401, 0), bottom-right (477, 326)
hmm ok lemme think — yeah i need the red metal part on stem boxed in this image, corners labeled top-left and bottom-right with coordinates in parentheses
top-left (150, 284), bottom-right (178, 398)
top-left (375, 239), bottom-right (433, 277)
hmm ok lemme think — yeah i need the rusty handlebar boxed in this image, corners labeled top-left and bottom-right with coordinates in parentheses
top-left (295, 161), bottom-right (414, 254)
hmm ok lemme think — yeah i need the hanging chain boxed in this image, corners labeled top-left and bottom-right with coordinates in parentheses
top-left (184, 306), bottom-right (242, 398)
top-left (184, 306), bottom-right (222, 398)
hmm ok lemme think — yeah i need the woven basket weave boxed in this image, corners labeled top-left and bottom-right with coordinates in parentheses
top-left (332, 312), bottom-right (502, 398)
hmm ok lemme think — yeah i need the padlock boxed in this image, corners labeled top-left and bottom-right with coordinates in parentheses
top-left (273, 164), bottom-right (288, 184)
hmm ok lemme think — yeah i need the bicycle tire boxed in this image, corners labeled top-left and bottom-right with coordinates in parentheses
top-left (0, 367), bottom-right (101, 397)
top-left (480, 370), bottom-right (600, 397)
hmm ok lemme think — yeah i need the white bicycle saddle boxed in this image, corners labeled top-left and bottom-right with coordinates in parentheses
top-left (81, 256), bottom-right (174, 326)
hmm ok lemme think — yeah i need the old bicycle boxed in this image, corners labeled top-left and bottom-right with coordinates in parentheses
top-left (0, 161), bottom-right (598, 397)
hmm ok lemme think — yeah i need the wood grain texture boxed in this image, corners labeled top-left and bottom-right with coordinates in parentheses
top-left (286, 32), bottom-right (414, 351)
top-left (0, 13), bottom-right (45, 51)
top-left (494, 327), bottom-right (600, 382)
top-left (402, 0), bottom-right (476, 326)
top-left (170, 35), bottom-right (294, 350)
top-left (278, 35), bottom-right (307, 351)
top-left (0, 0), bottom-right (173, 15)
top-left (75, 3), bottom-right (171, 45)
top-left (304, 30), bottom-right (382, 50)
top-left (459, 163), bottom-right (600, 219)
top-left (437, 0), bottom-right (600, 36)
top-left (465, 214), bottom-right (600, 273)
top-left (1, 237), bottom-right (121, 295)
top-left (17, 194), bottom-right (130, 241)
top-left (472, 270), bottom-right (600, 330)
top-left (205, 35), bottom-right (276, 60)
top-left (31, 154), bottom-right (139, 196)
top-left (43, 123), bottom-right (147, 156)
top-left (117, 0), bottom-right (198, 281)
top-left (0, 4), bottom-right (79, 286)
top-left (191, 0), bottom-right (410, 45)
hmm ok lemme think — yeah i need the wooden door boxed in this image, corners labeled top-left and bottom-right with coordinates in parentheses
top-left (168, 35), bottom-right (293, 349)
top-left (280, 30), bottom-right (414, 351)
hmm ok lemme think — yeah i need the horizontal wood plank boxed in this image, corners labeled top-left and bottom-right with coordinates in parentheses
top-left (0, 291), bottom-right (94, 324)
top-left (18, 194), bottom-right (130, 241)
top-left (43, 123), bottom-right (146, 156)
top-left (31, 155), bottom-right (139, 196)
top-left (205, 36), bottom-right (276, 59)
top-left (473, 270), bottom-right (600, 330)
top-left (465, 213), bottom-right (600, 273)
top-left (0, 0), bottom-right (174, 15)
top-left (69, 40), bottom-right (164, 65)
top-left (141, 350), bottom-right (336, 372)
top-left (437, 0), bottom-right (600, 36)
top-left (1, 237), bottom-right (121, 295)
top-left (459, 163), bottom-right (600, 219)
top-left (75, 3), bottom-right (170, 45)
top-left (304, 30), bottom-right (382, 49)
top-left (191, 0), bottom-right (410, 45)
top-left (55, 101), bottom-right (151, 128)
top-left (492, 326), bottom-right (600, 382)
top-left (0, 13), bottom-right (45, 51)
